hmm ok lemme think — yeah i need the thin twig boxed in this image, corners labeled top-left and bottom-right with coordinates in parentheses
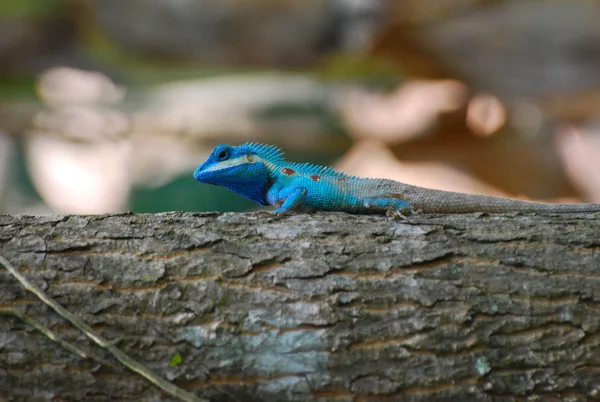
top-left (0, 306), bottom-right (116, 369)
top-left (0, 254), bottom-right (207, 402)
top-left (0, 307), bottom-right (90, 360)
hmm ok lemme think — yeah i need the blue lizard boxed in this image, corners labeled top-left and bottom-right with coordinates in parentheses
top-left (193, 142), bottom-right (600, 215)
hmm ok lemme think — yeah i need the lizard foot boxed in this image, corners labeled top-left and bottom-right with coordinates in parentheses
top-left (386, 207), bottom-right (418, 221)
top-left (386, 210), bottom-right (409, 221)
top-left (252, 210), bottom-right (277, 218)
top-left (252, 209), bottom-right (290, 218)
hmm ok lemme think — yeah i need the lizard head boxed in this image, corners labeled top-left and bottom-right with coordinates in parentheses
top-left (193, 143), bottom-right (272, 206)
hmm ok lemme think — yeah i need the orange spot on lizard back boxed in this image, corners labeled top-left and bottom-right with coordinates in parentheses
top-left (282, 168), bottom-right (295, 175)
top-left (310, 175), bottom-right (321, 182)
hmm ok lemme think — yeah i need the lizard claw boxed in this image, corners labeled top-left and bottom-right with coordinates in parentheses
top-left (386, 207), bottom-right (418, 221)
top-left (252, 210), bottom-right (277, 218)
top-left (386, 210), bottom-right (406, 221)
top-left (252, 209), bottom-right (291, 218)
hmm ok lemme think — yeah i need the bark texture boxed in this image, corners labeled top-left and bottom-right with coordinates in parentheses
top-left (1, 211), bottom-right (600, 401)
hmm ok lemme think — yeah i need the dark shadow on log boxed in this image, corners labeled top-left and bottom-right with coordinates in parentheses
top-left (1, 211), bottom-right (600, 401)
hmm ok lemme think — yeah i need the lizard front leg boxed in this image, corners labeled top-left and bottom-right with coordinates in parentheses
top-left (272, 187), bottom-right (308, 214)
top-left (258, 185), bottom-right (308, 216)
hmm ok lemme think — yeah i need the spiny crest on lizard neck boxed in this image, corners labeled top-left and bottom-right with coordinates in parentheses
top-left (241, 142), bottom-right (285, 162)
top-left (243, 142), bottom-right (355, 179)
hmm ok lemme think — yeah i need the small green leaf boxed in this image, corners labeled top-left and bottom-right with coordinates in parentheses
top-left (169, 353), bottom-right (182, 367)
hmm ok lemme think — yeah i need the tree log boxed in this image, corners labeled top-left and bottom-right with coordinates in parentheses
top-left (1, 211), bottom-right (600, 401)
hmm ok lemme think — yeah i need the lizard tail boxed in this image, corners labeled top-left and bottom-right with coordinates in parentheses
top-left (399, 185), bottom-right (600, 214)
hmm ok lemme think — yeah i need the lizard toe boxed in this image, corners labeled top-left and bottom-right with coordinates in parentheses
top-left (386, 210), bottom-right (408, 221)
top-left (252, 210), bottom-right (277, 218)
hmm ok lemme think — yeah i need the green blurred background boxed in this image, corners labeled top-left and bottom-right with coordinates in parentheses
top-left (2, 0), bottom-right (600, 215)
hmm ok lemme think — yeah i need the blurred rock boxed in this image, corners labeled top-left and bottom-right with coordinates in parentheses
top-left (32, 67), bottom-right (129, 141)
top-left (132, 74), bottom-right (334, 141)
top-left (340, 79), bottom-right (468, 143)
top-left (25, 67), bottom-right (132, 213)
top-left (26, 133), bottom-right (132, 214)
top-left (555, 123), bottom-right (600, 202)
top-left (37, 67), bottom-right (125, 108)
top-left (466, 94), bottom-right (506, 137)
top-left (33, 106), bottom-right (129, 142)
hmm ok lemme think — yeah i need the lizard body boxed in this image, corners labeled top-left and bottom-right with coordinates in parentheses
top-left (193, 143), bottom-right (600, 215)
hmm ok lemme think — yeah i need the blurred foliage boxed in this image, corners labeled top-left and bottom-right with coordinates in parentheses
top-left (82, 29), bottom-right (404, 87)
top-left (11, 140), bottom-right (42, 200)
top-left (82, 30), bottom-right (261, 87)
top-left (316, 53), bottom-right (402, 88)
top-left (0, 76), bottom-right (36, 98)
top-left (0, 0), bottom-right (62, 17)
top-left (256, 102), bottom-right (348, 138)
top-left (131, 177), bottom-right (257, 214)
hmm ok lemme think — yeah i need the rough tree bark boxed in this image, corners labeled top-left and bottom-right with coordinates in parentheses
top-left (1, 211), bottom-right (600, 401)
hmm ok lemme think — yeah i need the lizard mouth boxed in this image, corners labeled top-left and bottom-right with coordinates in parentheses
top-left (193, 170), bottom-right (202, 180)
top-left (193, 168), bottom-right (206, 182)
top-left (193, 169), bottom-right (219, 184)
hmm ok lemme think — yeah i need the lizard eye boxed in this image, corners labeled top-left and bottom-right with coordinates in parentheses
top-left (215, 148), bottom-right (230, 161)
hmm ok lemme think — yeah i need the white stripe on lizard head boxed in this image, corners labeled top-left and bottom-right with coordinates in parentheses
top-left (201, 155), bottom-right (276, 174)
